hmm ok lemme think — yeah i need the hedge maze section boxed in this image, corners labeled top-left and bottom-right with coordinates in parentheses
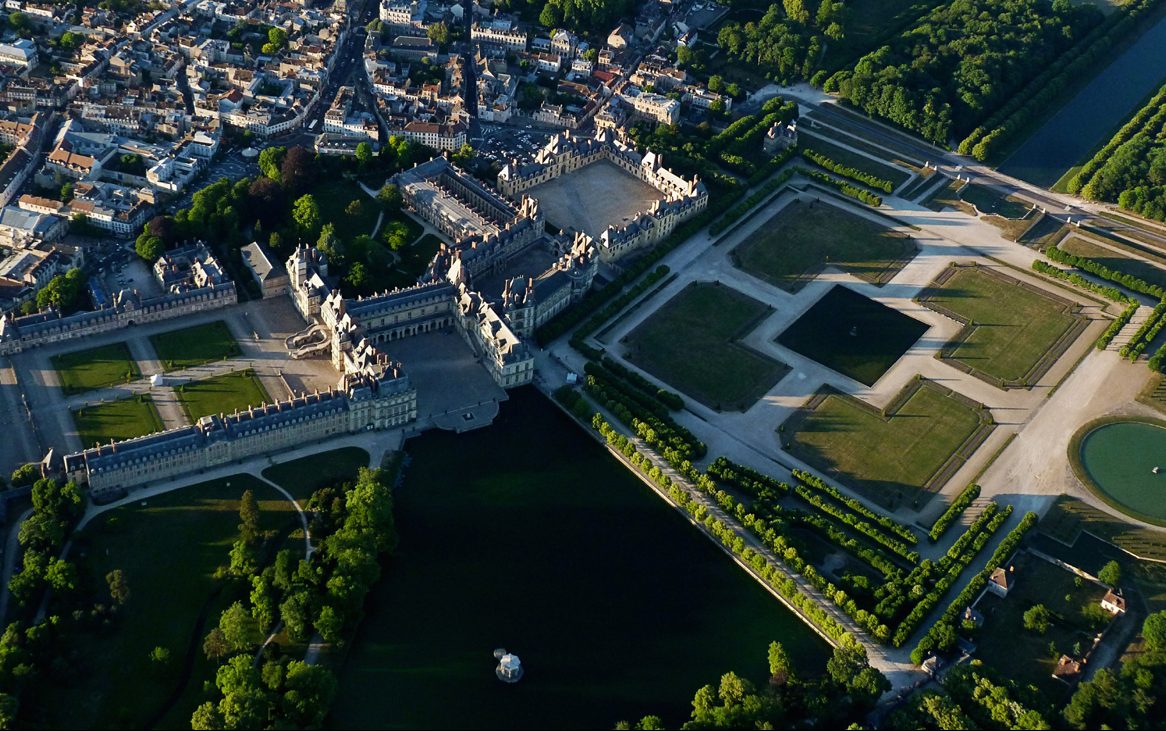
top-left (731, 199), bottom-right (917, 293)
top-left (782, 378), bottom-right (995, 509)
top-left (621, 282), bottom-right (789, 412)
top-left (917, 265), bottom-right (1086, 388)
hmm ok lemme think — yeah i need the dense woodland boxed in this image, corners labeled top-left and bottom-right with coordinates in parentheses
top-left (715, 0), bottom-right (846, 84)
top-left (825, 0), bottom-right (1102, 145)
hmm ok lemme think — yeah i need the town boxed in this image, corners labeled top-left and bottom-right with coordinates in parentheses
top-left (0, 0), bottom-right (1165, 729)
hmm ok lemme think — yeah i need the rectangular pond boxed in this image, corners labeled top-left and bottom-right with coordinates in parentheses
top-left (328, 388), bottom-right (828, 729)
top-left (999, 14), bottom-right (1166, 187)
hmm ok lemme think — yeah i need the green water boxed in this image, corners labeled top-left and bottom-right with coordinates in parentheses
top-left (329, 388), bottom-right (827, 730)
top-left (1080, 421), bottom-right (1166, 522)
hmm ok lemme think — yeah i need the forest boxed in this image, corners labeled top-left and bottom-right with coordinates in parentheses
top-left (824, 0), bottom-right (1102, 145)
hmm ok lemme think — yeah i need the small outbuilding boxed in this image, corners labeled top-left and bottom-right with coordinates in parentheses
top-left (1101, 588), bottom-right (1127, 615)
top-left (988, 566), bottom-right (1014, 598)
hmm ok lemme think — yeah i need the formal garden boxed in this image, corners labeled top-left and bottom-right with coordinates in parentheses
top-left (72, 395), bottom-right (164, 449)
top-left (918, 265), bottom-right (1085, 388)
top-left (51, 342), bottom-right (140, 396)
top-left (621, 282), bottom-right (789, 411)
top-left (1058, 234), bottom-right (1166, 291)
top-left (782, 378), bottom-right (993, 509)
top-left (776, 285), bottom-right (928, 386)
top-left (174, 369), bottom-right (271, 423)
top-left (732, 200), bottom-right (917, 293)
top-left (148, 320), bottom-right (242, 373)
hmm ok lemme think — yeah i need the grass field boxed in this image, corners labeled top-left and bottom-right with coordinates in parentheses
top-left (922, 177), bottom-right (969, 213)
top-left (1019, 215), bottom-right (1070, 249)
top-left (377, 231), bottom-right (444, 290)
top-left (175, 370), bottom-right (271, 422)
top-left (971, 552), bottom-right (1109, 702)
top-left (733, 200), bottom-right (916, 293)
top-left (920, 266), bottom-right (1081, 386)
top-left (1060, 235), bottom-right (1166, 290)
top-left (959, 183), bottom-right (1031, 219)
top-left (622, 282), bottom-right (789, 411)
top-left (261, 446), bottom-right (371, 501)
top-left (52, 342), bottom-right (140, 395)
top-left (800, 134), bottom-right (912, 187)
top-left (24, 476), bottom-right (298, 729)
top-left (149, 320), bottom-right (241, 372)
top-left (311, 179), bottom-right (379, 241)
top-left (784, 380), bottom-right (988, 508)
top-left (777, 285), bottom-right (928, 386)
top-left (73, 396), bottom-right (164, 449)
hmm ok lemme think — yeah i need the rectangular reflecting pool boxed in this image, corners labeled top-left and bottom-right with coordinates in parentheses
top-left (329, 388), bottom-right (828, 729)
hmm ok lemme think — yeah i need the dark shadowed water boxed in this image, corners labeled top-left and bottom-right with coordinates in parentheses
top-left (329, 388), bottom-right (827, 730)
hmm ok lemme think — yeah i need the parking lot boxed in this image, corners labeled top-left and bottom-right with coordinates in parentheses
top-left (476, 123), bottom-right (553, 168)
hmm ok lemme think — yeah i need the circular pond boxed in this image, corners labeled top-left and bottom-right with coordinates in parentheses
top-left (1077, 420), bottom-right (1166, 523)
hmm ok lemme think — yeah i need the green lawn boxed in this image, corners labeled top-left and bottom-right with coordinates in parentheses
top-left (311, 179), bottom-right (379, 241)
top-left (374, 231), bottom-right (445, 291)
top-left (733, 200), bottom-right (916, 292)
top-left (73, 396), bottom-right (164, 449)
top-left (959, 183), bottom-right (1031, 219)
top-left (920, 266), bottom-right (1082, 386)
top-left (622, 282), bottom-right (789, 411)
top-left (175, 370), bottom-right (271, 422)
top-left (784, 380), bottom-right (989, 508)
top-left (149, 320), bottom-right (241, 372)
top-left (22, 476), bottom-right (298, 729)
top-left (1060, 235), bottom-right (1166, 290)
top-left (52, 342), bottom-right (140, 395)
top-left (801, 134), bottom-right (912, 188)
top-left (261, 446), bottom-right (371, 501)
top-left (970, 552), bottom-right (1110, 703)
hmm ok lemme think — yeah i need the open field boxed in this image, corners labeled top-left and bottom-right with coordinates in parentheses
top-left (526, 161), bottom-right (664, 238)
top-left (918, 266), bottom-right (1083, 387)
top-left (175, 369), bottom-right (271, 422)
top-left (73, 396), bottom-right (164, 449)
top-left (732, 200), bottom-right (917, 293)
top-left (777, 285), bottom-right (928, 386)
top-left (149, 320), bottom-right (241, 372)
top-left (622, 282), bottom-right (789, 411)
top-left (22, 476), bottom-right (297, 729)
top-left (783, 379), bottom-right (991, 509)
top-left (800, 134), bottom-right (911, 187)
top-left (1059, 235), bottom-right (1166, 290)
top-left (51, 342), bottom-right (140, 396)
top-left (311, 179), bottom-right (379, 241)
top-left (971, 552), bottom-right (1110, 702)
top-left (261, 446), bottom-right (371, 501)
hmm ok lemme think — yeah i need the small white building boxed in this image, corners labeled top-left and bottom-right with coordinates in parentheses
top-left (496, 652), bottom-right (523, 683)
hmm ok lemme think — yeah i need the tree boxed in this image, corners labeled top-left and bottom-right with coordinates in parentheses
top-left (345, 199), bottom-right (364, 218)
top-left (59, 31), bottom-right (82, 50)
top-left (203, 628), bottom-right (231, 661)
top-left (106, 569), bottom-right (130, 606)
top-left (317, 222), bottom-right (342, 262)
top-left (344, 262), bottom-right (370, 292)
top-left (1024, 604), bottom-right (1052, 634)
top-left (60, 182), bottom-right (74, 202)
top-left (191, 702), bottom-right (224, 730)
top-left (708, 74), bottom-right (725, 93)
top-left (426, 21), bottom-right (450, 46)
top-left (35, 269), bottom-right (85, 314)
top-left (1099, 560), bottom-right (1122, 587)
top-left (355, 141), bottom-right (373, 168)
top-left (44, 558), bottom-right (77, 593)
top-left (1143, 611), bottom-right (1166, 652)
top-left (382, 221), bottom-right (411, 251)
top-left (767, 641), bottom-right (793, 683)
top-left (136, 233), bottom-right (165, 262)
top-left (281, 661), bottom-right (338, 727)
top-left (377, 183), bottom-right (402, 213)
top-left (315, 604), bottom-right (344, 644)
top-left (279, 591), bottom-right (312, 642)
top-left (7, 12), bottom-right (28, 33)
top-left (258, 146), bottom-right (286, 183)
top-left (291, 194), bottom-right (321, 240)
top-left (280, 146), bottom-right (315, 195)
top-left (10, 464), bottom-right (38, 488)
top-left (219, 601), bottom-right (256, 652)
top-left (150, 646), bottom-right (172, 665)
top-left (238, 489), bottom-right (260, 545)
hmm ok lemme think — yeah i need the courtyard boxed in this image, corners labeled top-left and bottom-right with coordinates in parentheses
top-left (525, 160), bottom-right (665, 238)
top-left (783, 379), bottom-right (993, 508)
top-left (72, 396), bottom-right (164, 449)
top-left (174, 369), bottom-right (272, 422)
top-left (621, 281), bottom-right (790, 411)
top-left (52, 342), bottom-right (140, 396)
top-left (148, 320), bottom-right (241, 372)
top-left (732, 199), bottom-right (917, 293)
top-left (918, 265), bottom-right (1085, 387)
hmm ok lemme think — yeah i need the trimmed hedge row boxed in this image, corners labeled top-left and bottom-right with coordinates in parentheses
top-left (889, 504), bottom-right (1012, 647)
top-left (591, 413), bottom-right (861, 647)
top-left (911, 511), bottom-right (1039, 664)
top-left (1121, 301), bottom-right (1166, 360)
top-left (928, 483), bottom-right (981, 543)
top-left (598, 355), bottom-right (684, 410)
top-left (792, 484), bottom-right (920, 563)
top-left (1070, 79), bottom-right (1166, 194)
top-left (798, 167), bottom-right (883, 206)
top-left (801, 147), bottom-right (894, 193)
top-left (1149, 338), bottom-right (1166, 372)
top-left (784, 510), bottom-right (902, 579)
top-left (1031, 260), bottom-right (1133, 304)
top-left (1099, 303), bottom-right (1139, 350)
top-left (583, 375), bottom-right (706, 460)
top-left (792, 469), bottom-right (917, 545)
top-left (583, 361), bottom-right (669, 418)
top-left (1044, 245), bottom-right (1166, 300)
